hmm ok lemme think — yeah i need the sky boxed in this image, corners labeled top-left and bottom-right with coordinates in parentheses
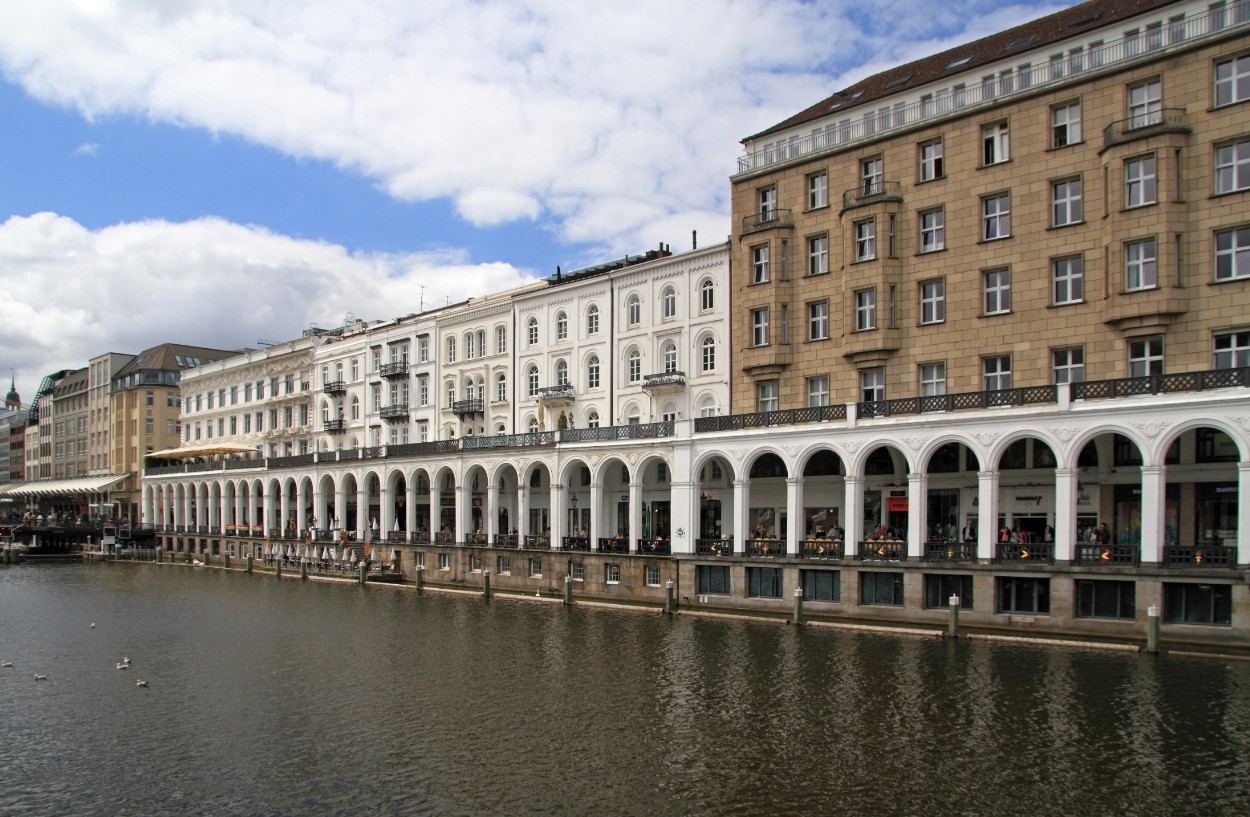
top-left (0, 0), bottom-right (1070, 403)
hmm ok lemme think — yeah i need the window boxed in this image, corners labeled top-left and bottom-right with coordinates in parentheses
top-left (983, 268), bottom-right (1011, 315)
top-left (1215, 139), bottom-right (1250, 193)
top-left (585, 355), bottom-right (600, 389)
top-left (759, 186), bottom-right (776, 217)
top-left (627, 349), bottom-right (641, 383)
top-left (802, 570), bottom-right (840, 602)
top-left (919, 363), bottom-right (946, 396)
top-left (496, 373), bottom-right (507, 402)
top-left (418, 337), bottom-right (429, 362)
top-left (982, 193), bottom-right (1010, 240)
top-left (605, 564), bottom-right (621, 584)
top-left (861, 156), bottom-right (883, 195)
top-left (807, 376), bottom-right (829, 407)
top-left (527, 318), bottom-right (538, 346)
top-left (808, 301), bottom-right (829, 340)
top-left (919, 139), bottom-right (943, 181)
top-left (983, 355), bottom-right (1012, 391)
top-left (446, 336), bottom-right (456, 363)
top-left (757, 381), bottom-right (778, 413)
top-left (1215, 54), bottom-right (1250, 107)
top-left (748, 567), bottom-right (783, 599)
top-left (644, 565), bottom-right (661, 587)
top-left (924, 575), bottom-right (974, 610)
top-left (1052, 256), bottom-right (1084, 304)
top-left (555, 359), bottom-right (569, 387)
top-left (919, 209), bottom-right (944, 253)
top-left (555, 311), bottom-right (568, 341)
top-left (662, 286), bottom-right (677, 319)
top-left (1052, 178), bottom-right (1082, 226)
top-left (1052, 101), bottom-right (1082, 147)
top-left (920, 279), bottom-right (945, 324)
top-left (807, 171), bottom-right (828, 209)
top-left (464, 332), bottom-right (475, 360)
top-left (587, 410), bottom-right (600, 428)
top-left (860, 368), bottom-right (884, 402)
top-left (701, 337), bottom-right (716, 372)
top-left (697, 565), bottom-right (730, 595)
top-left (751, 308), bottom-right (770, 347)
top-left (1164, 583), bottom-right (1231, 626)
top-left (808, 235), bottom-right (829, 275)
top-left (1125, 238), bottom-right (1157, 290)
top-left (751, 245), bottom-right (770, 283)
top-left (587, 305), bottom-right (599, 335)
top-left (527, 365), bottom-right (539, 397)
top-left (1214, 331), bottom-right (1250, 368)
top-left (1124, 155), bottom-right (1157, 207)
top-left (854, 219), bottom-right (876, 261)
top-left (861, 572), bottom-right (903, 606)
top-left (854, 289), bottom-right (876, 331)
top-left (662, 343), bottom-right (677, 373)
top-left (529, 558), bottom-right (543, 578)
top-left (996, 577), bottom-right (1049, 614)
top-left (700, 279), bottom-right (715, 311)
top-left (446, 380), bottom-right (455, 406)
top-left (1127, 79), bottom-right (1161, 129)
top-left (495, 326), bottom-right (506, 354)
top-left (1128, 337), bottom-right (1164, 376)
top-left (418, 376), bottom-right (429, 406)
top-left (1215, 226), bottom-right (1250, 280)
top-left (1073, 579), bottom-right (1135, 619)
top-left (982, 122), bottom-right (1009, 165)
top-left (1053, 347), bottom-right (1085, 384)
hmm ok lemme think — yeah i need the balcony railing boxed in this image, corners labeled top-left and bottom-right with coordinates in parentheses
top-left (735, 6), bottom-right (1249, 176)
top-left (323, 419), bottom-right (347, 433)
top-left (1073, 543), bottom-right (1141, 566)
top-left (637, 538), bottom-right (672, 555)
top-left (522, 535), bottom-right (550, 550)
top-left (379, 404), bottom-right (410, 421)
top-left (695, 405), bottom-right (846, 433)
top-left (462, 431), bottom-right (555, 450)
top-left (994, 542), bottom-right (1055, 564)
top-left (842, 180), bottom-right (902, 211)
top-left (741, 208), bottom-right (794, 235)
top-left (379, 361), bottom-right (409, 379)
top-left (799, 539), bottom-right (844, 559)
top-left (695, 538), bottom-right (734, 556)
top-left (562, 422), bottom-right (674, 442)
top-left (493, 534), bottom-right (519, 549)
top-left (923, 540), bottom-right (977, 562)
top-left (464, 532), bottom-right (487, 545)
top-left (1102, 108), bottom-right (1191, 150)
top-left (858, 540), bottom-right (905, 561)
top-left (859, 386), bottom-right (1057, 419)
top-left (1163, 544), bottom-right (1238, 568)
top-left (433, 531), bottom-right (456, 545)
top-left (746, 538), bottom-right (784, 557)
top-left (322, 380), bottom-right (346, 395)
top-left (536, 385), bottom-right (575, 404)
top-left (598, 537), bottom-right (629, 554)
top-left (387, 440), bottom-right (459, 457)
top-left (1073, 367), bottom-right (1250, 400)
top-left (451, 399), bottom-right (483, 417)
top-left (561, 536), bottom-right (590, 552)
top-left (642, 371), bottom-right (686, 391)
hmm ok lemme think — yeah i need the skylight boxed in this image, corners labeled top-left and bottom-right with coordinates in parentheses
top-left (946, 56), bottom-right (971, 70)
top-left (885, 74), bottom-right (913, 88)
top-left (1006, 34), bottom-right (1036, 51)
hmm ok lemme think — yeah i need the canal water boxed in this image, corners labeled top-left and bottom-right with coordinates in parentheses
top-left (1, 563), bottom-right (1247, 817)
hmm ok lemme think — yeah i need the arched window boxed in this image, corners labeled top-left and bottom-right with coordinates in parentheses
top-left (627, 349), bottom-right (641, 383)
top-left (350, 396), bottom-right (360, 420)
top-left (587, 305), bottom-right (600, 335)
top-left (528, 416), bottom-right (539, 433)
top-left (321, 402), bottom-right (330, 423)
top-left (627, 295), bottom-right (641, 326)
top-left (496, 326), bottom-right (507, 354)
top-left (475, 377), bottom-right (484, 400)
top-left (701, 278), bottom-right (714, 311)
top-left (661, 402), bottom-right (676, 422)
top-left (496, 373), bottom-right (507, 402)
top-left (699, 396), bottom-right (718, 417)
top-left (556, 311), bottom-right (568, 341)
top-left (527, 365), bottom-right (539, 397)
top-left (663, 342), bottom-right (677, 373)
top-left (446, 336), bottom-right (456, 363)
top-left (335, 362), bottom-right (343, 381)
top-left (556, 359), bottom-right (569, 387)
top-left (464, 377), bottom-right (474, 400)
top-left (350, 359), bottom-right (359, 381)
top-left (662, 286), bottom-right (677, 319)
top-left (447, 380), bottom-right (455, 405)
top-left (477, 330), bottom-right (486, 356)
top-left (627, 405), bottom-right (641, 425)
top-left (587, 410), bottom-right (600, 428)
top-left (464, 332), bottom-right (475, 360)
top-left (701, 336), bottom-right (716, 372)
top-left (321, 365), bottom-right (329, 386)
top-left (496, 423), bottom-right (506, 434)
top-left (527, 317), bottom-right (539, 346)
top-left (587, 355), bottom-right (600, 389)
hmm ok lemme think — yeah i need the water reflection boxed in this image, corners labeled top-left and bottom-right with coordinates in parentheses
top-left (0, 563), bottom-right (1246, 817)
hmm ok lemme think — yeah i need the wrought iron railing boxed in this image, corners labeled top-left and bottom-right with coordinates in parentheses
top-left (379, 404), bottom-right (410, 420)
top-left (842, 180), bottom-right (902, 210)
top-left (598, 537), bottom-right (629, 554)
top-left (1073, 367), bottom-right (1250, 400)
top-left (923, 540), bottom-right (977, 562)
top-left (522, 535), bottom-right (550, 550)
top-left (267, 453), bottom-right (314, 468)
top-left (1162, 544), bottom-right (1238, 568)
top-left (561, 536), bottom-right (590, 552)
top-left (735, 6), bottom-right (1249, 175)
top-left (1103, 108), bottom-right (1190, 149)
top-left (859, 386), bottom-right (1056, 419)
top-left (387, 440), bottom-right (459, 457)
top-left (451, 399), bottom-right (483, 415)
top-left (695, 405), bottom-right (845, 433)
top-left (741, 208), bottom-right (794, 234)
top-left (746, 538), bottom-right (785, 557)
top-left (433, 532), bottom-right (456, 545)
top-left (994, 542), bottom-right (1055, 564)
top-left (536, 385), bottom-right (575, 402)
top-left (464, 532), bottom-right (487, 545)
top-left (1074, 543), bottom-right (1141, 566)
top-left (638, 538), bottom-right (672, 555)
top-left (858, 540), bottom-right (905, 561)
top-left (562, 421), bottom-right (674, 442)
top-left (379, 361), bottom-right (409, 378)
top-left (322, 380), bottom-right (346, 394)
top-left (493, 534), bottom-right (519, 549)
top-left (695, 538), bottom-right (734, 556)
top-left (799, 539), bottom-right (844, 559)
top-left (642, 371), bottom-right (686, 389)
top-left (462, 431), bottom-right (555, 450)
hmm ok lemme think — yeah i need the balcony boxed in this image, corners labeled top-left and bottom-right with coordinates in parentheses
top-left (324, 419), bottom-right (347, 434)
top-left (637, 538), bottom-right (672, 555)
top-left (695, 538), bottom-right (733, 556)
top-left (598, 537), bottom-right (629, 554)
top-left (857, 539), bottom-right (905, 561)
top-left (746, 538), bottom-right (784, 557)
top-left (493, 534), bottom-right (518, 549)
top-left (1102, 108), bottom-right (1190, 151)
top-left (741, 208), bottom-right (793, 236)
top-left (994, 542), bottom-right (1054, 564)
top-left (379, 361), bottom-right (409, 379)
top-left (561, 536), bottom-right (590, 552)
top-left (562, 421), bottom-right (674, 441)
top-left (1073, 543), bottom-right (1140, 566)
top-left (322, 380), bottom-right (346, 395)
top-left (451, 399), bottom-right (483, 418)
top-left (923, 540), bottom-right (977, 562)
top-left (536, 385), bottom-right (575, 407)
top-left (799, 539), bottom-right (844, 559)
top-left (642, 371), bottom-right (686, 394)
top-left (1163, 544), bottom-right (1237, 568)
top-left (841, 180), bottom-right (902, 212)
top-left (379, 404), bottom-right (410, 422)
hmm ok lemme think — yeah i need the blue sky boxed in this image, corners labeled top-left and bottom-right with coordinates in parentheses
top-left (0, 0), bottom-right (1067, 402)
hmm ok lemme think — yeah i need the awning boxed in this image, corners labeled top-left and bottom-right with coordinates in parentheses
top-left (0, 473), bottom-right (130, 498)
top-left (147, 442), bottom-right (260, 459)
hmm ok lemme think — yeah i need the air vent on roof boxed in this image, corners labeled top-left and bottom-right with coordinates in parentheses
top-left (1006, 34), bottom-right (1036, 51)
top-left (1070, 11), bottom-right (1102, 28)
top-left (885, 74), bottom-right (912, 88)
top-left (946, 56), bottom-right (971, 70)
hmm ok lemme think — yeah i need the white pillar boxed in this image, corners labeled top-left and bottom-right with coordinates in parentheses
top-left (141, 485), bottom-right (152, 525)
top-left (549, 481), bottom-right (563, 550)
top-left (406, 478), bottom-right (417, 539)
top-left (263, 482), bottom-right (275, 536)
top-left (516, 484), bottom-right (527, 537)
top-left (297, 479), bottom-right (309, 532)
top-left (843, 475), bottom-right (864, 558)
top-left (456, 483), bottom-right (470, 543)
top-left (670, 477), bottom-right (693, 556)
top-left (280, 483), bottom-right (291, 535)
top-left (732, 479), bottom-right (749, 554)
top-left (588, 480), bottom-right (601, 550)
top-left (430, 486), bottom-right (442, 540)
top-left (1054, 467), bottom-right (1078, 563)
top-left (218, 486), bottom-right (228, 534)
top-left (355, 482), bottom-right (368, 541)
top-left (379, 485), bottom-right (392, 541)
top-left (1238, 463), bottom-right (1250, 566)
top-left (487, 479), bottom-right (501, 541)
top-left (977, 470), bottom-right (999, 561)
top-left (785, 477), bottom-right (801, 556)
top-left (1139, 465), bottom-right (1166, 565)
top-left (629, 480), bottom-right (642, 553)
top-left (334, 481), bottom-right (347, 535)
top-left (907, 472), bottom-right (927, 560)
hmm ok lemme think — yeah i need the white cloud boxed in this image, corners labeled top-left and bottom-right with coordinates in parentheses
top-left (0, 212), bottom-right (535, 401)
top-left (72, 142), bottom-right (100, 157)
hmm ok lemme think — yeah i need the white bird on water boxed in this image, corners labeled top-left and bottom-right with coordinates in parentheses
top-left (2, 661), bottom-right (13, 668)
top-left (116, 662), bottom-right (129, 670)
top-left (136, 679), bottom-right (149, 688)
top-left (34, 674), bottom-right (48, 681)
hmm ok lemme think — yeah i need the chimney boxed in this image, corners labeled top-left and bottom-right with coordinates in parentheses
top-left (692, 230), bottom-right (697, 250)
